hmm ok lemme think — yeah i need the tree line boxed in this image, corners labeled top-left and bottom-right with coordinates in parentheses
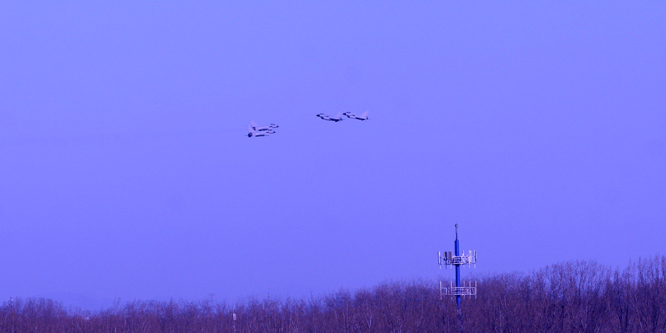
top-left (1, 255), bottom-right (664, 332)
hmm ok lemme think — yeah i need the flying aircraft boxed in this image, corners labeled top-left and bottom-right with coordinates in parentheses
top-left (247, 126), bottom-right (274, 138)
top-left (316, 113), bottom-right (344, 122)
top-left (343, 110), bottom-right (369, 121)
top-left (250, 120), bottom-right (279, 132)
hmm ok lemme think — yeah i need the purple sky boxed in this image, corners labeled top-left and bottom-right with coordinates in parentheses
top-left (1, 2), bottom-right (665, 306)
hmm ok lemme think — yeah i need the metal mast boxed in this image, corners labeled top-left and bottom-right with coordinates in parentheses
top-left (438, 224), bottom-right (477, 312)
top-left (454, 225), bottom-right (461, 308)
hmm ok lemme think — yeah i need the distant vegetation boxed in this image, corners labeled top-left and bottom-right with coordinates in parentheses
top-left (1, 255), bottom-right (665, 332)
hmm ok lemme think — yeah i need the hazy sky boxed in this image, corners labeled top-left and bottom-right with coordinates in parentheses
top-left (1, 1), bottom-right (665, 306)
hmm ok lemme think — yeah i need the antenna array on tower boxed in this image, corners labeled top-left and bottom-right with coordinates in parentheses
top-left (436, 224), bottom-right (478, 308)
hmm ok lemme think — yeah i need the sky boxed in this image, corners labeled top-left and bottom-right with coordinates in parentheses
top-left (1, 1), bottom-right (665, 308)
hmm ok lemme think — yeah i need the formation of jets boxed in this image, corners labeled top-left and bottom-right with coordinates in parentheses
top-left (316, 110), bottom-right (369, 122)
top-left (247, 120), bottom-right (278, 138)
top-left (248, 110), bottom-right (369, 138)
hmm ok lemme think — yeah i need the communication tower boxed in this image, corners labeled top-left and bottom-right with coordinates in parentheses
top-left (437, 224), bottom-right (477, 310)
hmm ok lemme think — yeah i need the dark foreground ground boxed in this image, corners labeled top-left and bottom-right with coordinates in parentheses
top-left (1, 255), bottom-right (665, 332)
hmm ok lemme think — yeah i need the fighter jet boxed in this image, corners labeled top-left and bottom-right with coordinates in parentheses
top-left (343, 110), bottom-right (369, 121)
top-left (247, 126), bottom-right (274, 138)
top-left (250, 120), bottom-right (279, 132)
top-left (316, 113), bottom-right (344, 122)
